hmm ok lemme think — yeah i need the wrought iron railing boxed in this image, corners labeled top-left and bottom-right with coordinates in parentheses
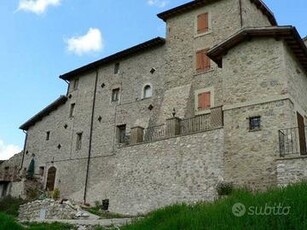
top-left (122, 107), bottom-right (223, 146)
top-left (180, 114), bottom-right (210, 135)
top-left (278, 127), bottom-right (307, 156)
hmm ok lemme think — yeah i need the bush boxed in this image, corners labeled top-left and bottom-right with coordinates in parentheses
top-left (0, 196), bottom-right (26, 217)
top-left (52, 188), bottom-right (60, 200)
top-left (216, 181), bottom-right (233, 196)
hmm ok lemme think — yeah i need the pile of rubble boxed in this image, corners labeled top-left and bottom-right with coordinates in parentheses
top-left (18, 199), bottom-right (91, 221)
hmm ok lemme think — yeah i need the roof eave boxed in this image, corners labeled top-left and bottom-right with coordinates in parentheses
top-left (207, 26), bottom-right (307, 73)
top-left (19, 96), bottom-right (67, 130)
top-left (59, 37), bottom-right (165, 81)
top-left (157, 0), bottom-right (277, 26)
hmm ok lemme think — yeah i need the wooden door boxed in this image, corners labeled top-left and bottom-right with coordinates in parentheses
top-left (297, 112), bottom-right (306, 155)
top-left (46, 167), bottom-right (56, 191)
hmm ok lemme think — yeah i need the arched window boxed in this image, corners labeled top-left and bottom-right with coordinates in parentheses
top-left (143, 85), bottom-right (152, 98)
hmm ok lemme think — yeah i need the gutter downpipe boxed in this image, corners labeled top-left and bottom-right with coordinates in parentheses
top-left (239, 0), bottom-right (243, 28)
top-left (83, 69), bottom-right (99, 204)
top-left (19, 130), bottom-right (28, 172)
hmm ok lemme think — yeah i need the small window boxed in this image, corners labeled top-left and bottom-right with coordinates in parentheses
top-left (114, 63), bottom-right (120, 74)
top-left (112, 88), bottom-right (120, 102)
top-left (76, 132), bottom-right (83, 150)
top-left (39, 166), bottom-right (45, 176)
top-left (117, 125), bottom-right (126, 143)
top-left (249, 116), bottom-right (261, 131)
top-left (46, 131), bottom-right (50, 141)
top-left (143, 85), bottom-right (152, 98)
top-left (196, 49), bottom-right (210, 72)
top-left (73, 78), bottom-right (79, 90)
top-left (70, 103), bottom-right (75, 117)
top-left (197, 12), bottom-right (209, 34)
top-left (198, 91), bottom-right (211, 110)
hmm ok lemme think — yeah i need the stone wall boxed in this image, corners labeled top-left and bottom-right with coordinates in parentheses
top-left (19, 199), bottom-right (77, 221)
top-left (221, 38), bottom-right (297, 189)
top-left (0, 151), bottom-right (23, 181)
top-left (276, 156), bottom-right (307, 186)
top-left (69, 128), bottom-right (224, 215)
top-left (284, 42), bottom-right (307, 116)
top-left (241, 0), bottom-right (272, 27)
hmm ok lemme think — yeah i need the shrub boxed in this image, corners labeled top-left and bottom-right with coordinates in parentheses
top-left (216, 181), bottom-right (233, 196)
top-left (0, 196), bottom-right (26, 217)
top-left (52, 188), bottom-right (60, 200)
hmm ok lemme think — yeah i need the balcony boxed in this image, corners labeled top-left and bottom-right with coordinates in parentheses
top-left (126, 106), bottom-right (223, 146)
top-left (278, 127), bottom-right (307, 157)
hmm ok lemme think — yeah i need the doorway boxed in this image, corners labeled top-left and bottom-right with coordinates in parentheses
top-left (46, 167), bottom-right (56, 191)
top-left (297, 112), bottom-right (306, 155)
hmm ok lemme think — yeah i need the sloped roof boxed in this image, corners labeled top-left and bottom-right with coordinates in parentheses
top-left (207, 26), bottom-right (307, 73)
top-left (60, 37), bottom-right (165, 81)
top-left (157, 0), bottom-right (277, 26)
top-left (20, 96), bottom-right (67, 130)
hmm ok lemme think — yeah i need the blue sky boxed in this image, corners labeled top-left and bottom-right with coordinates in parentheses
top-left (0, 0), bottom-right (306, 160)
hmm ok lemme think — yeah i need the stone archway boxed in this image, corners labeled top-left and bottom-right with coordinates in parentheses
top-left (46, 166), bottom-right (56, 191)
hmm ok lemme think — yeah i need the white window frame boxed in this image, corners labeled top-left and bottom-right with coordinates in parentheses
top-left (141, 83), bottom-right (153, 99)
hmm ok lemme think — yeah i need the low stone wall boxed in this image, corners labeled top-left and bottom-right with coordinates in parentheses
top-left (18, 199), bottom-right (77, 221)
top-left (276, 156), bottom-right (307, 186)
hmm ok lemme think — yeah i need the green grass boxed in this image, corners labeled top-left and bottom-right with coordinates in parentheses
top-left (1, 182), bottom-right (307, 229)
top-left (0, 212), bottom-right (24, 230)
top-left (84, 206), bottom-right (135, 219)
top-left (119, 182), bottom-right (307, 230)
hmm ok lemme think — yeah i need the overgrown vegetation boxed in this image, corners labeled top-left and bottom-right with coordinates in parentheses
top-left (118, 182), bottom-right (307, 230)
top-left (84, 202), bottom-right (134, 219)
top-left (2, 182), bottom-right (307, 229)
top-left (0, 195), bottom-right (26, 217)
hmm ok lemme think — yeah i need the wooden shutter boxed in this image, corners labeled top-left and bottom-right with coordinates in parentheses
top-left (196, 50), bottom-right (204, 71)
top-left (203, 49), bottom-right (210, 70)
top-left (297, 112), bottom-right (306, 155)
top-left (198, 92), bottom-right (211, 110)
top-left (197, 13), bottom-right (208, 33)
top-left (196, 49), bottom-right (210, 72)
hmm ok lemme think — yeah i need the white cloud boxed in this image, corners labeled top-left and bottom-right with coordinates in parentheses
top-left (147, 0), bottom-right (169, 8)
top-left (0, 140), bottom-right (22, 160)
top-left (66, 28), bottom-right (104, 56)
top-left (17, 0), bottom-right (61, 15)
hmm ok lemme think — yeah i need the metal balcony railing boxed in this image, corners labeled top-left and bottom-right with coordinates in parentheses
top-left (278, 127), bottom-right (307, 156)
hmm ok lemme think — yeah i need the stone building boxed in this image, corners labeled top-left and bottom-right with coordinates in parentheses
top-left (2, 0), bottom-right (307, 215)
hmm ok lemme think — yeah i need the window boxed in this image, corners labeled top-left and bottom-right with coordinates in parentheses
top-left (143, 85), bottom-right (152, 98)
top-left (117, 125), bottom-right (126, 143)
top-left (198, 91), bottom-right (211, 110)
top-left (249, 116), bottom-right (261, 131)
top-left (46, 131), bottom-right (50, 141)
top-left (70, 103), bottom-right (75, 117)
top-left (196, 49), bottom-right (210, 72)
top-left (114, 63), bottom-right (120, 74)
top-left (73, 78), bottom-right (79, 90)
top-left (76, 132), bottom-right (83, 150)
top-left (39, 166), bottom-right (45, 176)
top-left (112, 88), bottom-right (120, 102)
top-left (197, 12), bottom-right (209, 34)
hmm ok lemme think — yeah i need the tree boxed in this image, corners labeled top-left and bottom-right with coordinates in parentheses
top-left (27, 159), bottom-right (35, 179)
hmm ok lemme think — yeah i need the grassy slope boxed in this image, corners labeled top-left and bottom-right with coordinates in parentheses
top-left (1, 183), bottom-right (307, 229)
top-left (121, 182), bottom-right (307, 230)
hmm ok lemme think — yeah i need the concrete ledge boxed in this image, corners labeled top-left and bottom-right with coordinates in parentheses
top-left (20, 218), bottom-right (135, 227)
